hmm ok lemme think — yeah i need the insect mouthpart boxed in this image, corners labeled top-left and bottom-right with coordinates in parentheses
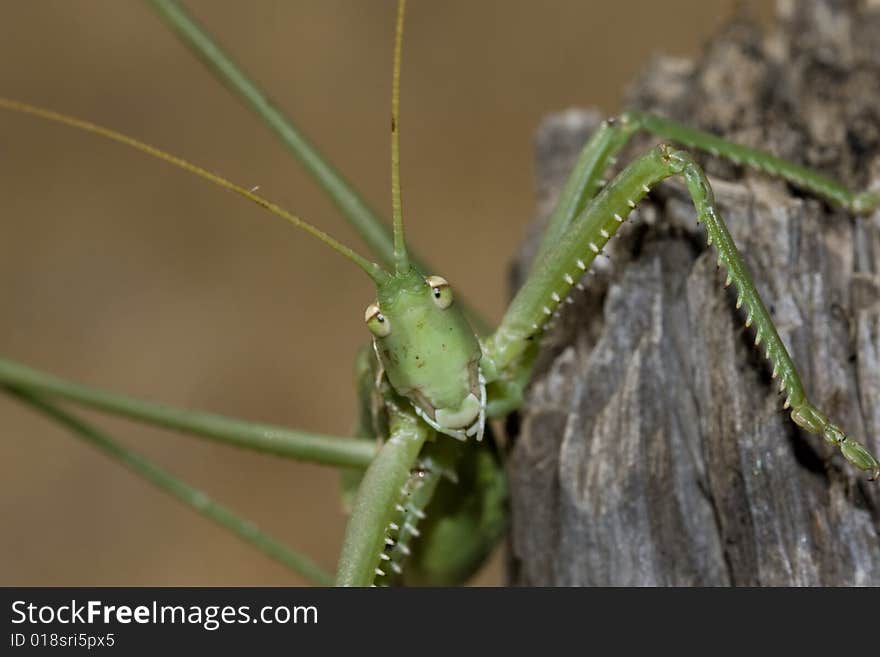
top-left (411, 369), bottom-right (486, 442)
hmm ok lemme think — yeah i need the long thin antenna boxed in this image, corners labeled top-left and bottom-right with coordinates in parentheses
top-left (390, 0), bottom-right (409, 273)
top-left (0, 97), bottom-right (390, 285)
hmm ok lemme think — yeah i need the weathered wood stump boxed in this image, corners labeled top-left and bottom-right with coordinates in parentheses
top-left (507, 0), bottom-right (880, 586)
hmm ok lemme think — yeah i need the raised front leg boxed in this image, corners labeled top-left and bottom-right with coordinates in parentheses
top-left (531, 107), bottom-right (880, 274)
top-left (530, 109), bottom-right (880, 283)
top-left (624, 112), bottom-right (880, 215)
top-left (335, 396), bottom-right (432, 586)
top-left (484, 143), bottom-right (879, 479)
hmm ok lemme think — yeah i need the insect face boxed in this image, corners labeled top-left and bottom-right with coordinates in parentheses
top-left (369, 267), bottom-right (484, 441)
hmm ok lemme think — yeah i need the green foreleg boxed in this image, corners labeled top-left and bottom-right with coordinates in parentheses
top-left (401, 438), bottom-right (507, 586)
top-left (531, 117), bottom-right (637, 267)
top-left (500, 118), bottom-right (638, 404)
top-left (486, 146), bottom-right (673, 369)
top-left (335, 398), bottom-right (430, 586)
top-left (534, 109), bottom-right (880, 252)
top-left (496, 106), bottom-right (880, 427)
top-left (486, 144), bottom-right (879, 478)
top-left (372, 442), bottom-right (450, 586)
top-left (625, 111), bottom-right (880, 214)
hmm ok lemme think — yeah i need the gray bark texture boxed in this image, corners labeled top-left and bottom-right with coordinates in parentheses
top-left (506, 0), bottom-right (880, 586)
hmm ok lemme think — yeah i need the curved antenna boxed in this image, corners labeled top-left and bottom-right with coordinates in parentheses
top-left (0, 97), bottom-right (391, 285)
top-left (390, 0), bottom-right (409, 273)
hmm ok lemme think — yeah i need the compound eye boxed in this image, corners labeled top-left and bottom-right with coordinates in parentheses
top-left (364, 302), bottom-right (391, 337)
top-left (426, 275), bottom-right (453, 309)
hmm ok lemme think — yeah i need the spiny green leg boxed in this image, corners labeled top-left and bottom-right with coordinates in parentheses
top-left (372, 441), bottom-right (454, 586)
top-left (622, 111), bottom-right (880, 214)
top-left (484, 119), bottom-right (638, 409)
top-left (400, 437), bottom-right (508, 586)
top-left (336, 397), bottom-right (431, 586)
top-left (532, 109), bottom-right (880, 257)
top-left (485, 146), bottom-right (673, 370)
top-left (346, 349), bottom-right (506, 586)
top-left (5, 386), bottom-right (333, 585)
top-left (671, 149), bottom-right (879, 479)
top-left (534, 108), bottom-right (880, 270)
top-left (531, 117), bottom-right (637, 267)
top-left (484, 144), bottom-right (879, 478)
top-left (490, 117), bottom-right (637, 408)
top-left (0, 356), bottom-right (375, 469)
top-left (499, 107), bottom-right (880, 405)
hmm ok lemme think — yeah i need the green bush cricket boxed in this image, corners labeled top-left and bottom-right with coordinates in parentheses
top-left (1, 0), bottom-right (877, 586)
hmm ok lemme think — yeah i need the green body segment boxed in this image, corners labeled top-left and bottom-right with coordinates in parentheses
top-left (374, 267), bottom-right (483, 431)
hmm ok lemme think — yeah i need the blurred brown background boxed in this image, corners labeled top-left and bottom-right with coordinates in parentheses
top-left (0, 0), bottom-right (772, 586)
